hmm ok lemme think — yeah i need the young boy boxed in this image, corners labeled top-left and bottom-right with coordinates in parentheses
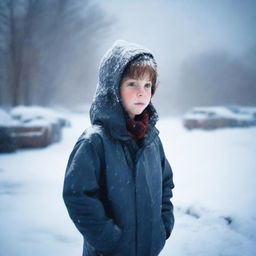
top-left (63, 40), bottom-right (174, 256)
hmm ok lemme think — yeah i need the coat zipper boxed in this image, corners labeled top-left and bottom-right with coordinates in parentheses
top-left (124, 143), bottom-right (138, 256)
top-left (127, 141), bottom-right (147, 256)
top-left (134, 146), bottom-right (146, 256)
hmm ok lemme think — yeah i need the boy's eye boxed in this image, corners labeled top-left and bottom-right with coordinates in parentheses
top-left (128, 82), bottom-right (136, 87)
top-left (145, 83), bottom-right (152, 88)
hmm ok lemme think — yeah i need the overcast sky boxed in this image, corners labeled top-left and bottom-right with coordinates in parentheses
top-left (100, 0), bottom-right (255, 58)
top-left (97, 0), bottom-right (256, 113)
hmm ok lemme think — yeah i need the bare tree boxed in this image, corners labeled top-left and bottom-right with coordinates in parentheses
top-left (0, 0), bottom-right (113, 107)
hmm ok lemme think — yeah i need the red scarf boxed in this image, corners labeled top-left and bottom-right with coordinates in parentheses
top-left (126, 110), bottom-right (150, 141)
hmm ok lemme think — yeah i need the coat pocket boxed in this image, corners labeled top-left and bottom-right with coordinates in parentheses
top-left (97, 228), bottom-right (132, 256)
top-left (160, 219), bottom-right (166, 248)
top-left (151, 219), bottom-right (166, 256)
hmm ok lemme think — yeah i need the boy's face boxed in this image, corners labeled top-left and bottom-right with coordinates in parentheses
top-left (120, 73), bottom-right (152, 119)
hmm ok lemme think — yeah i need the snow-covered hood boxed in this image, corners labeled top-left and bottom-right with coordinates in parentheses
top-left (89, 40), bottom-right (159, 141)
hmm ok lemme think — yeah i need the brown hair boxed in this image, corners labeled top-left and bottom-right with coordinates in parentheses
top-left (121, 54), bottom-right (158, 95)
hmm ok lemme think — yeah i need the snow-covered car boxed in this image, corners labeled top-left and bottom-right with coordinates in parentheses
top-left (10, 106), bottom-right (70, 128)
top-left (0, 106), bottom-right (70, 152)
top-left (183, 106), bottom-right (256, 130)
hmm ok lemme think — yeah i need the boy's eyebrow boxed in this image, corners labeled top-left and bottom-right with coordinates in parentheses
top-left (122, 77), bottom-right (136, 81)
top-left (123, 78), bottom-right (152, 82)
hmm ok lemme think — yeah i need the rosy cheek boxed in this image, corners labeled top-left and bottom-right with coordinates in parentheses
top-left (123, 91), bottom-right (133, 102)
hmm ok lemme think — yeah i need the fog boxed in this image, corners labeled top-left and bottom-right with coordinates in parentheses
top-left (0, 0), bottom-right (112, 107)
top-left (1, 0), bottom-right (255, 115)
top-left (100, 0), bottom-right (256, 115)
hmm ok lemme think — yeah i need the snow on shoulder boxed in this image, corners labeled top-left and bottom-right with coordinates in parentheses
top-left (82, 125), bottom-right (102, 141)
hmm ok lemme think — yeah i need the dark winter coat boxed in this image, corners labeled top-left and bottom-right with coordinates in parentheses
top-left (63, 40), bottom-right (174, 256)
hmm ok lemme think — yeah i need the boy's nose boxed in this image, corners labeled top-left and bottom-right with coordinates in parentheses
top-left (137, 87), bottom-right (144, 96)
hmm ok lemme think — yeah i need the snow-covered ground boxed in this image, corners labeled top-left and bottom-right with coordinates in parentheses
top-left (0, 111), bottom-right (256, 256)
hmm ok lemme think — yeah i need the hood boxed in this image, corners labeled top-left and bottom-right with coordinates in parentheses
top-left (90, 40), bottom-right (159, 142)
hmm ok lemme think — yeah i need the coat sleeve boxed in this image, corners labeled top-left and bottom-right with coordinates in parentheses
top-left (63, 133), bottom-right (122, 253)
top-left (159, 138), bottom-right (175, 240)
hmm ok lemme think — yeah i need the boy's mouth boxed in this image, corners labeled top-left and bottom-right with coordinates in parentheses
top-left (135, 102), bottom-right (145, 106)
